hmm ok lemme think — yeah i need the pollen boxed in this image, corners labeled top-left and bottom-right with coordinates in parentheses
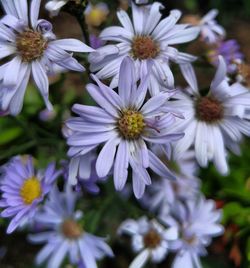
top-left (143, 229), bottom-right (162, 249)
top-left (61, 219), bottom-right (83, 239)
top-left (16, 29), bottom-right (48, 62)
top-left (118, 110), bottom-right (145, 139)
top-left (20, 177), bottom-right (42, 205)
top-left (131, 36), bottom-right (160, 60)
top-left (195, 96), bottom-right (224, 123)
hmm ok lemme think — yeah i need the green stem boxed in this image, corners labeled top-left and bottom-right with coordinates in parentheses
top-left (0, 141), bottom-right (36, 161)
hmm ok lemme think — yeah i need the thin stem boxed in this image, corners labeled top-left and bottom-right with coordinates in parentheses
top-left (76, 15), bottom-right (90, 46)
top-left (63, 0), bottom-right (90, 45)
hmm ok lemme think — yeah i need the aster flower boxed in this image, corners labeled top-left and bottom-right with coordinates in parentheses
top-left (28, 186), bottom-right (114, 268)
top-left (142, 145), bottom-right (200, 213)
top-left (66, 57), bottom-right (184, 198)
top-left (62, 152), bottom-right (107, 195)
top-left (160, 196), bottom-right (224, 268)
top-left (118, 217), bottom-right (178, 268)
top-left (199, 9), bottom-right (225, 44)
top-left (0, 156), bottom-right (61, 234)
top-left (0, 0), bottom-right (94, 115)
top-left (85, 2), bottom-right (109, 27)
top-left (207, 39), bottom-right (244, 73)
top-left (89, 2), bottom-right (199, 94)
top-left (90, 34), bottom-right (105, 49)
top-left (169, 56), bottom-right (250, 175)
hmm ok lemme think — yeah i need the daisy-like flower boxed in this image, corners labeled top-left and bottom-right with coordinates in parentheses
top-left (0, 156), bottom-right (61, 234)
top-left (199, 9), bottom-right (225, 44)
top-left (142, 145), bottom-right (200, 213)
top-left (118, 216), bottom-right (178, 268)
top-left (169, 56), bottom-right (250, 175)
top-left (89, 2), bottom-right (199, 94)
top-left (0, 0), bottom-right (94, 115)
top-left (85, 2), bottom-right (109, 27)
top-left (28, 186), bottom-right (114, 268)
top-left (160, 196), bottom-right (224, 268)
top-left (207, 39), bottom-right (244, 73)
top-left (62, 151), bottom-right (107, 195)
top-left (66, 57), bottom-right (184, 198)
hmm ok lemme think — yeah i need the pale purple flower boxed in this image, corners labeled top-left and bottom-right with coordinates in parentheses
top-left (0, 0), bottom-right (94, 115)
top-left (45, 0), bottom-right (68, 16)
top-left (89, 2), bottom-right (199, 94)
top-left (0, 156), bottom-right (61, 234)
top-left (118, 217), bottom-right (178, 268)
top-left (66, 57), bottom-right (184, 198)
top-left (28, 186), bottom-right (114, 268)
top-left (169, 56), bottom-right (250, 175)
top-left (207, 39), bottom-right (244, 73)
top-left (199, 9), bottom-right (225, 44)
top-left (160, 196), bottom-right (224, 268)
top-left (39, 108), bottom-right (56, 122)
top-left (90, 34), bottom-right (105, 49)
top-left (63, 152), bottom-right (107, 195)
top-left (135, 0), bottom-right (149, 4)
top-left (142, 145), bottom-right (200, 213)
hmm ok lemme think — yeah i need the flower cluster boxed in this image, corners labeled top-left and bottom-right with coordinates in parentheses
top-left (0, 1), bottom-right (249, 268)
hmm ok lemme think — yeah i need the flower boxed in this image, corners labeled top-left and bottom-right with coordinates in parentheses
top-left (207, 39), bottom-right (244, 73)
top-left (85, 2), bottom-right (109, 27)
top-left (142, 145), bottom-right (200, 213)
top-left (169, 56), bottom-right (250, 175)
top-left (66, 57), bottom-right (184, 198)
top-left (45, 0), bottom-right (68, 16)
top-left (62, 151), bottom-right (107, 195)
top-left (39, 108), bottom-right (57, 122)
top-left (90, 34), bottom-right (105, 49)
top-left (28, 186), bottom-right (114, 268)
top-left (0, 156), bottom-right (61, 234)
top-left (199, 9), bottom-right (225, 44)
top-left (0, 0), bottom-right (94, 115)
top-left (89, 2), bottom-right (199, 94)
top-left (118, 216), bottom-right (178, 268)
top-left (160, 196), bottom-right (224, 268)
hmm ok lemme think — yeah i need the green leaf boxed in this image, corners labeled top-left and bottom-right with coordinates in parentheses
top-left (0, 127), bottom-right (23, 145)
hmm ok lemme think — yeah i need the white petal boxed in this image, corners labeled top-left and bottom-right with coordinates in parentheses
top-left (129, 249), bottom-right (150, 268)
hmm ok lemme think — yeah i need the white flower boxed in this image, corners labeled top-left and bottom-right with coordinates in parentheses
top-left (89, 2), bottom-right (199, 94)
top-left (118, 217), bottom-right (178, 268)
top-left (169, 56), bottom-right (250, 175)
top-left (142, 145), bottom-right (200, 213)
top-left (0, 0), bottom-right (94, 115)
top-left (199, 9), bottom-right (225, 44)
top-left (28, 186), bottom-right (114, 268)
top-left (160, 196), bottom-right (224, 268)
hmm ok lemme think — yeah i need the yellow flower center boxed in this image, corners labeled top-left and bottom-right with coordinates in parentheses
top-left (85, 7), bottom-right (108, 27)
top-left (20, 177), bottom-right (42, 205)
top-left (131, 36), bottom-right (160, 60)
top-left (61, 219), bottom-right (83, 239)
top-left (16, 29), bottom-right (48, 62)
top-left (195, 96), bottom-right (224, 123)
top-left (118, 110), bottom-right (145, 140)
top-left (143, 229), bottom-right (162, 249)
